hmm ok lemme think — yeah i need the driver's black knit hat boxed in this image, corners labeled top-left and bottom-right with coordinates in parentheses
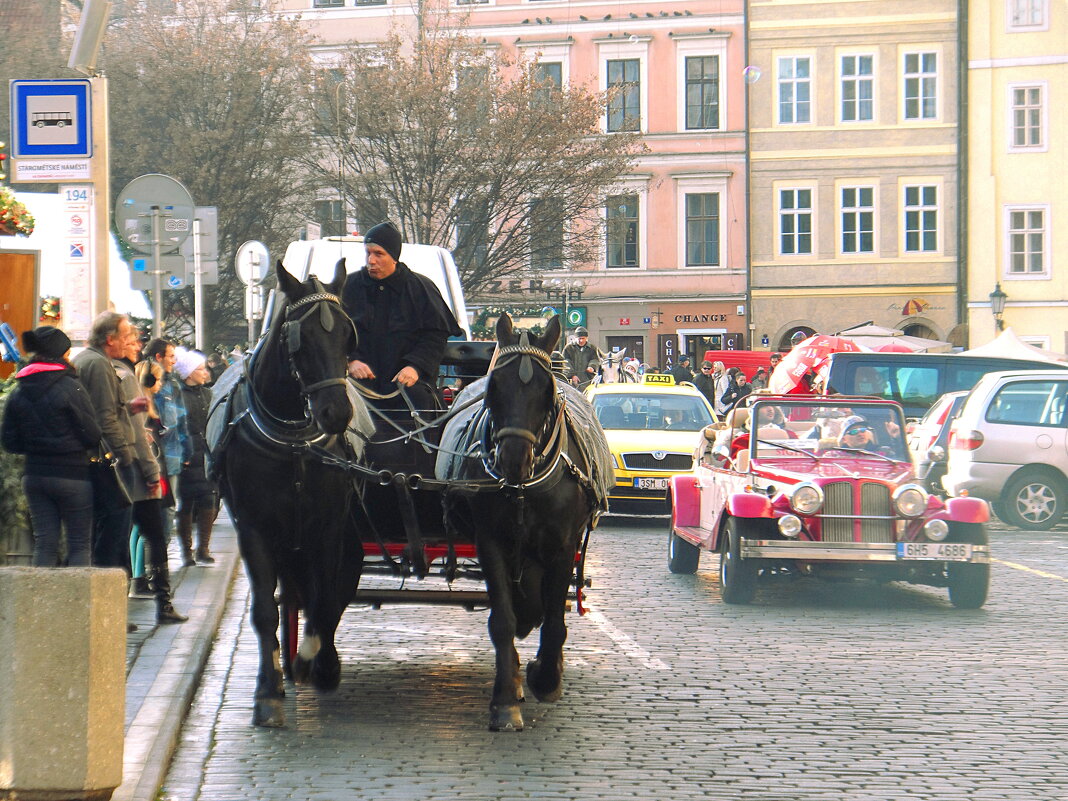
top-left (364, 222), bottom-right (403, 263)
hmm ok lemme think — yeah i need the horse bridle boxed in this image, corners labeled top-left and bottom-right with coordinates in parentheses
top-left (482, 336), bottom-right (568, 487)
top-left (280, 283), bottom-right (355, 397)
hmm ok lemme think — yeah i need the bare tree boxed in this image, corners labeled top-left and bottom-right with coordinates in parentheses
top-left (315, 29), bottom-right (643, 296)
top-left (102, 0), bottom-right (320, 346)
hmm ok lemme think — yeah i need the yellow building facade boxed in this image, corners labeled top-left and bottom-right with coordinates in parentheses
top-left (967, 0), bottom-right (1068, 349)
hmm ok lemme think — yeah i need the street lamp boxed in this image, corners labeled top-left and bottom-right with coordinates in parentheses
top-left (989, 283), bottom-right (1007, 332)
top-left (546, 277), bottom-right (585, 331)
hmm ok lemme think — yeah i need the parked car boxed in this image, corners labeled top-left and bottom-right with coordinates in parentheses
top-left (908, 391), bottom-right (969, 493)
top-left (668, 394), bottom-right (991, 608)
top-left (943, 370), bottom-right (1068, 530)
top-left (822, 352), bottom-right (1068, 420)
top-left (587, 374), bottom-right (718, 516)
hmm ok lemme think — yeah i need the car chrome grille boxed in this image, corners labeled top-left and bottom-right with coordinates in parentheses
top-left (819, 481), bottom-right (894, 543)
top-left (822, 482), bottom-right (854, 542)
top-left (621, 452), bottom-right (692, 471)
top-left (860, 483), bottom-right (893, 543)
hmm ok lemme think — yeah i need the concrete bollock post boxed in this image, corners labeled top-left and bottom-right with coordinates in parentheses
top-left (0, 567), bottom-right (126, 801)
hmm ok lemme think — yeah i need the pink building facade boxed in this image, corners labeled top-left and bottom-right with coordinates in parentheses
top-left (290, 0), bottom-right (748, 369)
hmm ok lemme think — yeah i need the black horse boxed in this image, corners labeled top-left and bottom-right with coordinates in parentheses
top-left (209, 259), bottom-right (369, 727)
top-left (436, 314), bottom-right (613, 731)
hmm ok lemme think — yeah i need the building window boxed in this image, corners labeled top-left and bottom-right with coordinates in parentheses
top-left (606, 194), bottom-right (639, 268)
top-left (607, 59), bottom-right (640, 132)
top-left (779, 188), bottom-right (812, 255)
top-left (841, 186), bottom-right (875, 254)
top-left (530, 198), bottom-right (564, 270)
top-left (534, 62), bottom-right (562, 107)
top-left (685, 193), bottom-right (720, 266)
top-left (777, 57), bottom-right (811, 124)
top-left (685, 56), bottom-right (719, 130)
top-left (1008, 0), bottom-right (1047, 29)
top-left (903, 52), bottom-right (937, 120)
top-left (354, 0), bottom-right (386, 5)
top-left (313, 0), bottom-right (344, 6)
top-left (1011, 84), bottom-right (1043, 149)
top-left (456, 201), bottom-right (488, 271)
top-left (1007, 208), bottom-right (1047, 275)
top-left (314, 199), bottom-right (345, 238)
top-left (904, 185), bottom-right (938, 252)
top-left (841, 55), bottom-right (873, 122)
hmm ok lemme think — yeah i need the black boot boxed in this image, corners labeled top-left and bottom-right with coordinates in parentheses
top-left (195, 506), bottom-right (216, 564)
top-left (176, 510), bottom-right (196, 567)
top-left (157, 602), bottom-right (189, 624)
top-left (154, 566), bottom-right (188, 624)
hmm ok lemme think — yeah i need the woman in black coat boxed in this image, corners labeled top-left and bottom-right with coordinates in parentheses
top-left (175, 349), bottom-right (219, 564)
top-left (1, 327), bottom-right (102, 566)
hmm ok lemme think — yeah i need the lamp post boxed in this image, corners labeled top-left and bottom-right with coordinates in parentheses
top-left (989, 283), bottom-right (1007, 333)
top-left (546, 277), bottom-right (585, 332)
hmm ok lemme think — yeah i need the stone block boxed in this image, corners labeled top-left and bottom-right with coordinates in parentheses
top-left (0, 568), bottom-right (125, 801)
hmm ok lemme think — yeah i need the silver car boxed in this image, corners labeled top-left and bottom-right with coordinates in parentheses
top-left (943, 370), bottom-right (1068, 530)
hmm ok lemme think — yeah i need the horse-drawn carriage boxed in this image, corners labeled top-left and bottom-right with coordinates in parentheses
top-left (207, 260), bottom-right (612, 731)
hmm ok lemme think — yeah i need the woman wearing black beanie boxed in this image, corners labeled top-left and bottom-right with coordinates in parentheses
top-left (1, 326), bottom-right (102, 566)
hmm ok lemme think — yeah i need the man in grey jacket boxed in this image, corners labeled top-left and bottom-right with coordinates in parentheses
top-left (73, 311), bottom-right (136, 570)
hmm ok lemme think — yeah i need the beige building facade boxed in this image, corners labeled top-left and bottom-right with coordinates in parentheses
top-left (748, 0), bottom-right (963, 350)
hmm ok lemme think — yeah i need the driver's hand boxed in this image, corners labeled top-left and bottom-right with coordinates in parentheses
top-left (885, 421), bottom-right (901, 437)
top-left (393, 366), bottom-right (419, 387)
top-left (347, 360), bottom-right (375, 380)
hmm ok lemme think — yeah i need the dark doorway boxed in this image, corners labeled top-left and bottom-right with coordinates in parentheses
top-left (605, 335), bottom-right (644, 365)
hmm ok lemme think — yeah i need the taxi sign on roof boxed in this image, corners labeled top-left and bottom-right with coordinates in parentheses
top-left (643, 373), bottom-right (674, 385)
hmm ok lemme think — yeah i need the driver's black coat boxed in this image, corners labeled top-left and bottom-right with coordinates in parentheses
top-left (341, 261), bottom-right (463, 396)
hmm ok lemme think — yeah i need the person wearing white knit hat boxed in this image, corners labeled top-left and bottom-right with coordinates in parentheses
top-left (176, 349), bottom-right (218, 564)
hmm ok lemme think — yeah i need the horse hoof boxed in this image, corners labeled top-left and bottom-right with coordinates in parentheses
top-left (311, 659), bottom-right (341, 692)
top-left (292, 654), bottom-right (311, 685)
top-left (526, 659), bottom-right (563, 703)
top-left (253, 699), bottom-right (285, 728)
top-left (488, 704), bottom-right (524, 732)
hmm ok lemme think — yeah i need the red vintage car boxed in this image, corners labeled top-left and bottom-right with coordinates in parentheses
top-left (668, 395), bottom-right (991, 608)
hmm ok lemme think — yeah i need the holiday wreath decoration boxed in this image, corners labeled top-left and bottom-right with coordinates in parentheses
top-left (0, 187), bottom-right (35, 236)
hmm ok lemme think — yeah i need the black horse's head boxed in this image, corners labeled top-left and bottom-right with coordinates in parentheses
top-left (275, 258), bottom-right (355, 435)
top-left (486, 313), bottom-right (562, 485)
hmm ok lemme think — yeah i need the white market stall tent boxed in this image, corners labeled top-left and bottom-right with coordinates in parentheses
top-left (962, 327), bottom-right (1068, 364)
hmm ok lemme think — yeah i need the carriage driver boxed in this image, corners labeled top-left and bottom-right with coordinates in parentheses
top-left (342, 222), bottom-right (463, 409)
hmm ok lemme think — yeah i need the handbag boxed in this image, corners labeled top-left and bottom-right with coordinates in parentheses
top-left (89, 443), bottom-right (133, 511)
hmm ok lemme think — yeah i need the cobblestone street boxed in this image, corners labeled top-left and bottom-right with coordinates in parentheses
top-left (162, 520), bottom-right (1068, 801)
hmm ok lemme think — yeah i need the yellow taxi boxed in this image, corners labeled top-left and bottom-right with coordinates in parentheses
top-left (586, 373), bottom-right (718, 516)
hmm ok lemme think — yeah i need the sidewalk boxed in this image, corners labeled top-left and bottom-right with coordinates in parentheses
top-left (115, 513), bottom-right (241, 801)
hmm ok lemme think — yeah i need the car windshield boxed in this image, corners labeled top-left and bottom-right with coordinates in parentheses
top-left (593, 392), bottom-right (714, 431)
top-left (745, 400), bottom-right (909, 461)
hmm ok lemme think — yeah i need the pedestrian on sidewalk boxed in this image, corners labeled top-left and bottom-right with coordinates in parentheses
top-left (176, 349), bottom-right (218, 565)
top-left (120, 332), bottom-right (187, 624)
top-left (1, 326), bottom-right (101, 566)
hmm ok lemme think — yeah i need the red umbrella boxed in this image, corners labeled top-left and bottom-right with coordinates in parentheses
top-left (768, 334), bottom-right (862, 394)
top-left (877, 342), bottom-right (913, 353)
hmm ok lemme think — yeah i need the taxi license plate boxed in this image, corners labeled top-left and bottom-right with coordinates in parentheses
top-left (896, 542), bottom-right (973, 561)
top-left (635, 477), bottom-right (669, 490)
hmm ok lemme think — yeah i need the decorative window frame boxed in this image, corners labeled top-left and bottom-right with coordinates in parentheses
top-left (773, 51), bottom-right (816, 127)
top-left (836, 180), bottom-right (878, 258)
top-left (1006, 0), bottom-right (1049, 32)
top-left (516, 39), bottom-right (573, 88)
top-left (673, 33), bottom-right (730, 133)
top-left (836, 49), bottom-right (877, 125)
top-left (602, 175), bottom-right (650, 270)
top-left (596, 37), bottom-right (651, 134)
top-left (899, 177), bottom-right (943, 256)
top-left (1007, 81), bottom-right (1047, 153)
top-left (899, 45), bottom-right (942, 124)
top-left (673, 173), bottom-right (731, 269)
top-left (773, 181), bottom-right (817, 259)
top-left (1003, 203), bottom-right (1051, 280)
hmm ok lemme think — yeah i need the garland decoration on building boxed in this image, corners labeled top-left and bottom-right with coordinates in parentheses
top-left (0, 188), bottom-right (35, 236)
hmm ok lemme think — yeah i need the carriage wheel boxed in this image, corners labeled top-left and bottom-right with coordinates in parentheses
top-left (280, 600), bottom-right (299, 681)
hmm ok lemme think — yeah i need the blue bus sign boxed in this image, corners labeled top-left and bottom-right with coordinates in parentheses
top-left (10, 80), bottom-right (92, 158)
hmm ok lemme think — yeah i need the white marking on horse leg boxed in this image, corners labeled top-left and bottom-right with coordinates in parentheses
top-left (271, 647), bottom-right (282, 675)
top-left (585, 606), bottom-right (670, 670)
top-left (298, 634), bottom-right (321, 661)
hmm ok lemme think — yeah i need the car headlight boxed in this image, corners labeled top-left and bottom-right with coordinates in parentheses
top-left (790, 483), bottom-right (824, 515)
top-left (778, 514), bottom-right (803, 538)
top-left (924, 519), bottom-right (949, 541)
top-left (893, 484), bottom-right (929, 517)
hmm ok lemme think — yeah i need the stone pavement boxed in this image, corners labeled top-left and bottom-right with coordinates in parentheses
top-left (115, 513), bottom-right (240, 801)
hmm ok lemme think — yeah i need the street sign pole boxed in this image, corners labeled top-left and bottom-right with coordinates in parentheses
top-left (90, 74), bottom-right (109, 318)
top-left (192, 217), bottom-right (204, 350)
top-left (150, 206), bottom-right (163, 338)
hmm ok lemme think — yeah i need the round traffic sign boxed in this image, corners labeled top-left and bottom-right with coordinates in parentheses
top-left (235, 240), bottom-right (270, 286)
top-left (114, 174), bottom-right (195, 255)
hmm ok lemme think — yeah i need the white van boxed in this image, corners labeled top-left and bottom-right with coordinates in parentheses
top-left (280, 236), bottom-right (472, 339)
